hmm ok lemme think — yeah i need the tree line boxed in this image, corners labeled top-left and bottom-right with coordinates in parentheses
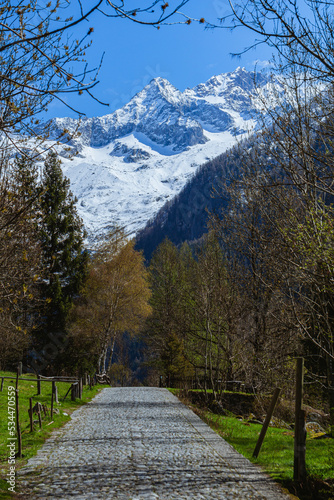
top-left (142, 80), bottom-right (334, 424)
top-left (141, 0), bottom-right (334, 435)
top-left (0, 0), bottom-right (200, 378)
top-left (1, 0), bottom-right (333, 435)
top-left (0, 151), bottom-right (86, 370)
top-left (0, 151), bottom-right (152, 379)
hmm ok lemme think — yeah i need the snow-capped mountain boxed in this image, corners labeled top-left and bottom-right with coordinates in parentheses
top-left (48, 67), bottom-right (272, 238)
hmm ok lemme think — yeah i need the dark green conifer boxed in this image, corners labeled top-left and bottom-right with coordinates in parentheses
top-left (39, 151), bottom-right (88, 334)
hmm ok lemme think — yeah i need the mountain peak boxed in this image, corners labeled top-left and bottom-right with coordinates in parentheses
top-left (135, 77), bottom-right (182, 105)
top-left (189, 67), bottom-right (270, 101)
top-left (232, 66), bottom-right (247, 74)
top-left (150, 76), bottom-right (171, 86)
top-left (45, 66), bottom-right (273, 239)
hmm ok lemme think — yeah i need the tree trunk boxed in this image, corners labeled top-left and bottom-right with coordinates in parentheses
top-left (97, 352), bottom-right (103, 375)
top-left (208, 323), bottom-right (216, 400)
top-left (98, 340), bottom-right (109, 374)
top-left (327, 353), bottom-right (334, 437)
top-left (105, 331), bottom-right (118, 374)
top-left (101, 348), bottom-right (107, 374)
top-left (204, 326), bottom-right (208, 400)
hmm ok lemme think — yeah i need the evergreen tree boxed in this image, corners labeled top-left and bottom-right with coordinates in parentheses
top-left (9, 155), bottom-right (43, 320)
top-left (0, 155), bottom-right (42, 368)
top-left (39, 151), bottom-right (88, 335)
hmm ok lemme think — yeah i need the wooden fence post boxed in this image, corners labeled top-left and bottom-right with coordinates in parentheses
top-left (29, 398), bottom-right (33, 432)
top-left (329, 386), bottom-right (334, 438)
top-left (52, 381), bottom-right (59, 404)
top-left (253, 388), bottom-right (281, 458)
top-left (294, 357), bottom-right (306, 482)
top-left (79, 378), bottom-right (83, 399)
top-left (327, 354), bottom-right (334, 437)
top-left (0, 377), bottom-right (4, 391)
top-left (295, 409), bottom-right (306, 482)
top-left (15, 369), bottom-right (22, 458)
top-left (51, 390), bottom-right (54, 419)
top-left (37, 407), bottom-right (42, 429)
top-left (71, 383), bottom-right (76, 401)
top-left (37, 374), bottom-right (41, 395)
top-left (62, 384), bottom-right (72, 402)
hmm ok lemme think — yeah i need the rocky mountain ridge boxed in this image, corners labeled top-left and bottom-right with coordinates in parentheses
top-left (47, 67), bottom-right (273, 238)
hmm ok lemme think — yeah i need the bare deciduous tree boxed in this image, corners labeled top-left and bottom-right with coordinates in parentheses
top-left (0, 0), bottom-right (199, 141)
top-left (219, 0), bottom-right (334, 81)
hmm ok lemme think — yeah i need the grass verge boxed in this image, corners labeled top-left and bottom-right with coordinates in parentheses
top-left (171, 389), bottom-right (334, 500)
top-left (0, 371), bottom-right (104, 499)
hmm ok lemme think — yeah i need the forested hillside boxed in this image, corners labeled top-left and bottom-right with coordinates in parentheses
top-left (135, 147), bottom-right (242, 260)
top-left (137, 70), bottom-right (334, 437)
top-left (1, 0), bottom-right (334, 443)
top-left (1, 2), bottom-right (334, 498)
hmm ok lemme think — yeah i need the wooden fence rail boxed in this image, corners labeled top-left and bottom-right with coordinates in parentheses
top-left (1, 367), bottom-right (95, 462)
top-left (0, 376), bottom-right (78, 382)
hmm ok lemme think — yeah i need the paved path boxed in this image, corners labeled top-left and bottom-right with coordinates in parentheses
top-left (19, 388), bottom-right (291, 499)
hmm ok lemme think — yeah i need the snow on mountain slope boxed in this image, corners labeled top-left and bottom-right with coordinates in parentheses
top-left (48, 67), bottom-right (271, 238)
top-left (60, 130), bottom-right (239, 237)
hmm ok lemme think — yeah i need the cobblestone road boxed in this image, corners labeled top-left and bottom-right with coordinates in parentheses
top-left (19, 388), bottom-right (291, 499)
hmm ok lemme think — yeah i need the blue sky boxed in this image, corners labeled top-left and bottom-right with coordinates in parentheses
top-left (48, 0), bottom-right (274, 119)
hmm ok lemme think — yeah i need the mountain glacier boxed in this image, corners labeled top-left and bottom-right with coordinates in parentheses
top-left (48, 67), bottom-right (272, 238)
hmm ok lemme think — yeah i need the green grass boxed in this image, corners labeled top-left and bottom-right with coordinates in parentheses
top-left (191, 406), bottom-right (334, 499)
top-left (0, 370), bottom-right (104, 499)
top-left (167, 388), bottom-right (180, 395)
top-left (169, 389), bottom-right (333, 484)
top-left (202, 412), bottom-right (333, 480)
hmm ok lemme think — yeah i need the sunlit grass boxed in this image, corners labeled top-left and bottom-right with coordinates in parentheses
top-left (202, 412), bottom-right (333, 481)
top-left (171, 388), bottom-right (333, 481)
top-left (191, 405), bottom-right (334, 499)
top-left (0, 370), bottom-right (104, 498)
